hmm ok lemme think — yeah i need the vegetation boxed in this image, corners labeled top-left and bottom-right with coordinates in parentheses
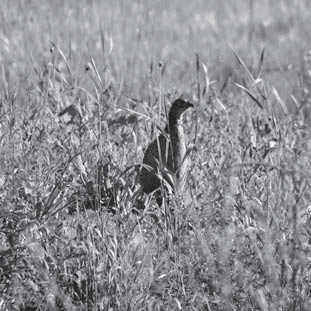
top-left (1, 0), bottom-right (311, 310)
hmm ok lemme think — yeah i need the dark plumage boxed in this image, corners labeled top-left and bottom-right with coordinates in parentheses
top-left (141, 99), bottom-right (193, 195)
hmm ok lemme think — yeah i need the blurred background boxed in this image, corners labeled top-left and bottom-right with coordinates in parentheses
top-left (1, 0), bottom-right (311, 104)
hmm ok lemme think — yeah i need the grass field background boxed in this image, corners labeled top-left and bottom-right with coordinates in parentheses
top-left (1, 1), bottom-right (311, 310)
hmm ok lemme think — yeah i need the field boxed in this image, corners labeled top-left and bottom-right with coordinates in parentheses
top-left (1, 0), bottom-right (311, 310)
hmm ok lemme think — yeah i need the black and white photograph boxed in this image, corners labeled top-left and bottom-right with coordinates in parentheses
top-left (1, 1), bottom-right (311, 310)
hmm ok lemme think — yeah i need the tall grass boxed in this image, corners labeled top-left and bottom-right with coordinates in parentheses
top-left (1, 1), bottom-right (311, 310)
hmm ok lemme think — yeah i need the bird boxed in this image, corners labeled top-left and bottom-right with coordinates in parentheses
top-left (140, 98), bottom-right (194, 198)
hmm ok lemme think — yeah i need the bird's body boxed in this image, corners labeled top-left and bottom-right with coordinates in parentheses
top-left (141, 99), bottom-right (193, 194)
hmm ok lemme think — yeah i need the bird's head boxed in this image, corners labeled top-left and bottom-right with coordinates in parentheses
top-left (169, 98), bottom-right (194, 120)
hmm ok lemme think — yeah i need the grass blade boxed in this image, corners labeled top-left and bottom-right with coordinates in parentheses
top-left (233, 82), bottom-right (263, 110)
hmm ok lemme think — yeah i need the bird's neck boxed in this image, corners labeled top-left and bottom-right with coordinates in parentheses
top-left (166, 115), bottom-right (186, 172)
top-left (165, 114), bottom-right (182, 132)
